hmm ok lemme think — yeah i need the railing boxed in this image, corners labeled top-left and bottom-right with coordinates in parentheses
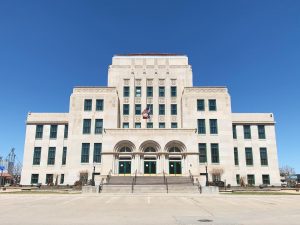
top-left (131, 170), bottom-right (137, 193)
top-left (163, 170), bottom-right (168, 193)
top-left (189, 170), bottom-right (194, 185)
top-left (166, 177), bottom-right (169, 193)
top-left (99, 178), bottom-right (104, 193)
top-left (106, 169), bottom-right (112, 183)
top-left (196, 178), bottom-right (202, 194)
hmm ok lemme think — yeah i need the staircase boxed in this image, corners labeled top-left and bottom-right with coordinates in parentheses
top-left (101, 176), bottom-right (200, 194)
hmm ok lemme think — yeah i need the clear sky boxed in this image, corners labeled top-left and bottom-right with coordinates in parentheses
top-left (0, 0), bottom-right (299, 172)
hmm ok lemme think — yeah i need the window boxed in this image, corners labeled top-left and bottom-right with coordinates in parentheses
top-left (262, 174), bottom-right (270, 185)
top-left (123, 86), bottom-right (130, 97)
top-left (236, 174), bottom-right (240, 185)
top-left (147, 104), bottom-right (153, 115)
top-left (60, 174), bottom-right (64, 184)
top-left (46, 174), bottom-right (53, 184)
top-left (197, 119), bottom-right (206, 134)
top-left (212, 174), bottom-right (221, 182)
top-left (234, 147), bottom-right (239, 166)
top-left (159, 104), bottom-right (165, 115)
top-left (147, 122), bottom-right (153, 128)
top-left (171, 122), bottom-right (177, 128)
top-left (123, 104), bottom-right (129, 115)
top-left (159, 123), bottom-right (165, 128)
top-left (95, 119), bottom-right (103, 134)
top-left (93, 143), bottom-right (102, 163)
top-left (197, 99), bottom-right (205, 111)
top-left (232, 125), bottom-right (237, 139)
top-left (47, 147), bottom-right (56, 165)
top-left (247, 174), bottom-right (255, 185)
top-left (135, 104), bottom-right (141, 115)
top-left (64, 125), bottom-right (68, 139)
top-left (135, 123), bottom-right (141, 128)
top-left (81, 143), bottom-right (90, 163)
top-left (33, 147), bottom-right (41, 165)
top-left (198, 143), bottom-right (207, 163)
top-left (260, 148), bottom-right (268, 166)
top-left (50, 125), bottom-right (57, 139)
top-left (31, 174), bottom-right (39, 184)
top-left (96, 99), bottom-right (104, 111)
top-left (62, 147), bottom-right (67, 165)
top-left (84, 99), bottom-right (92, 111)
top-left (147, 86), bottom-right (153, 97)
top-left (211, 144), bottom-right (219, 163)
top-left (35, 125), bottom-right (43, 139)
top-left (171, 104), bottom-right (177, 115)
top-left (171, 86), bottom-right (177, 97)
top-left (209, 99), bottom-right (217, 111)
top-left (243, 125), bottom-right (251, 139)
top-left (258, 125), bottom-right (266, 139)
top-left (209, 119), bottom-right (218, 134)
top-left (159, 87), bottom-right (165, 97)
top-left (135, 86), bottom-right (141, 97)
top-left (123, 123), bottom-right (129, 128)
top-left (245, 148), bottom-right (253, 166)
top-left (83, 119), bottom-right (91, 134)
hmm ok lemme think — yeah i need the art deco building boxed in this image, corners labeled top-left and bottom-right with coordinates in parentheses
top-left (21, 54), bottom-right (281, 186)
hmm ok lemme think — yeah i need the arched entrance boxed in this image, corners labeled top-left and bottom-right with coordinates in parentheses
top-left (139, 140), bottom-right (161, 175)
top-left (165, 141), bottom-right (186, 176)
top-left (114, 140), bottom-right (136, 175)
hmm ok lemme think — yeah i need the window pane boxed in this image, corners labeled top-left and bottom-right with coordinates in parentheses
top-left (209, 99), bottom-right (217, 111)
top-left (147, 87), bottom-right (153, 97)
top-left (95, 119), bottom-right (103, 134)
top-left (197, 99), bottom-right (205, 111)
top-left (81, 143), bottom-right (90, 163)
top-left (159, 104), bottom-right (165, 115)
top-left (60, 174), bottom-right (64, 184)
top-left (123, 86), bottom-right (130, 97)
top-left (171, 104), bottom-right (177, 115)
top-left (64, 125), bottom-right (68, 139)
top-left (260, 148), bottom-right (268, 166)
top-left (236, 174), bottom-right (240, 185)
top-left (198, 143), bottom-right (207, 163)
top-left (35, 125), bottom-right (43, 139)
top-left (47, 147), bottom-right (56, 165)
top-left (50, 125), bottom-right (57, 139)
top-left (171, 86), bottom-right (177, 97)
top-left (244, 125), bottom-right (251, 139)
top-left (262, 174), bottom-right (270, 185)
top-left (211, 144), bottom-right (219, 163)
top-left (33, 147), bottom-right (41, 165)
top-left (31, 174), bottom-right (39, 184)
top-left (96, 99), bottom-right (104, 111)
top-left (171, 123), bottom-right (177, 128)
top-left (123, 123), bottom-right (129, 128)
top-left (234, 147), bottom-right (239, 165)
top-left (258, 125), bottom-right (266, 139)
top-left (123, 104), bottom-right (129, 115)
top-left (93, 143), bottom-right (102, 163)
top-left (135, 87), bottom-right (141, 97)
top-left (84, 99), bottom-right (92, 111)
top-left (245, 148), bottom-right (253, 165)
top-left (135, 123), bottom-right (141, 128)
top-left (232, 125), bottom-right (237, 139)
top-left (135, 104), bottom-right (141, 115)
top-left (147, 122), bottom-right (153, 128)
top-left (209, 119), bottom-right (218, 134)
top-left (159, 123), bottom-right (165, 128)
top-left (62, 147), bottom-right (67, 165)
top-left (197, 119), bottom-right (206, 134)
top-left (147, 104), bottom-right (153, 115)
top-left (159, 87), bottom-right (165, 97)
top-left (247, 175), bottom-right (255, 185)
top-left (83, 119), bottom-right (91, 134)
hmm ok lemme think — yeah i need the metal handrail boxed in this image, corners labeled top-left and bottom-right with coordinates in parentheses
top-left (131, 177), bottom-right (135, 193)
top-left (196, 178), bottom-right (202, 194)
top-left (106, 169), bottom-right (112, 183)
top-left (99, 178), bottom-right (104, 193)
top-left (189, 170), bottom-right (194, 185)
top-left (134, 169), bottom-right (137, 184)
top-left (163, 170), bottom-right (166, 184)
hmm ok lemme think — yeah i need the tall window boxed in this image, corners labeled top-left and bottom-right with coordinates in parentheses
top-left (197, 119), bottom-right (206, 134)
top-left (211, 143), bottom-right (219, 163)
top-left (197, 99), bottom-right (205, 111)
top-left (50, 125), bottom-right (57, 139)
top-left (95, 119), bottom-right (103, 134)
top-left (31, 174), bottom-right (39, 184)
top-left (81, 143), bottom-right (90, 163)
top-left (64, 125), bottom-right (68, 139)
top-left (159, 104), bottom-right (165, 115)
top-left (247, 174), bottom-right (255, 185)
top-left (258, 125), bottom-right (266, 139)
top-left (123, 86), bottom-right (130, 97)
top-left (123, 123), bottom-right (129, 128)
top-left (135, 86), bottom-right (141, 97)
top-left (147, 122), bottom-right (153, 128)
top-left (83, 119), bottom-right (91, 134)
top-left (245, 148), bottom-right (253, 165)
top-left (135, 123), bottom-right (141, 128)
top-left (262, 174), bottom-right (270, 185)
top-left (33, 147), bottom-right (41, 165)
top-left (123, 104), bottom-right (129, 115)
top-left (209, 99), bottom-right (217, 111)
top-left (171, 122), bottom-right (177, 128)
top-left (35, 125), bottom-right (43, 139)
top-left (234, 147), bottom-right (239, 166)
top-left (260, 148), bottom-right (268, 166)
top-left (198, 143), bottom-right (207, 163)
top-left (159, 122), bottom-right (165, 128)
top-left (135, 104), bottom-right (141, 115)
top-left (96, 99), bottom-right (104, 111)
top-left (62, 147), bottom-right (67, 165)
top-left (47, 147), bottom-right (56, 165)
top-left (46, 174), bottom-right (53, 184)
top-left (171, 104), bottom-right (177, 115)
top-left (84, 99), bottom-right (92, 111)
top-left (159, 86), bottom-right (165, 97)
top-left (243, 125), bottom-right (251, 139)
top-left (60, 174), bottom-right (64, 184)
top-left (171, 86), bottom-right (177, 97)
top-left (93, 143), bottom-right (102, 163)
top-left (209, 119), bottom-right (218, 134)
top-left (147, 86), bottom-right (153, 97)
top-left (232, 125), bottom-right (237, 139)
top-left (236, 174), bottom-right (240, 185)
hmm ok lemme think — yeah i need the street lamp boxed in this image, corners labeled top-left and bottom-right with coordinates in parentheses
top-left (205, 162), bottom-right (209, 187)
top-left (91, 163), bottom-right (96, 186)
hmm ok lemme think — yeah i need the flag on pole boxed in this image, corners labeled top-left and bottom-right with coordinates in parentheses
top-left (142, 106), bottom-right (151, 119)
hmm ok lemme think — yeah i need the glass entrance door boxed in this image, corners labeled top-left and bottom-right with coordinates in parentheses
top-left (169, 161), bottom-right (182, 175)
top-left (144, 161), bottom-right (156, 174)
top-left (119, 161), bottom-right (131, 175)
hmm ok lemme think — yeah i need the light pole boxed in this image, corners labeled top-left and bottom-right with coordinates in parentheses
top-left (91, 163), bottom-right (96, 186)
top-left (205, 163), bottom-right (209, 186)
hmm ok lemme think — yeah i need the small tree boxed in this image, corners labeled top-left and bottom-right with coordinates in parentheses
top-left (280, 166), bottom-right (296, 187)
top-left (210, 168), bottom-right (224, 181)
top-left (240, 176), bottom-right (246, 187)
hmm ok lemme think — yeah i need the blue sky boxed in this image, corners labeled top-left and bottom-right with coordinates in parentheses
top-left (0, 1), bottom-right (299, 172)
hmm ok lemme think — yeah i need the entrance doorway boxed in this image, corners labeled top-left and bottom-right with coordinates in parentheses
top-left (119, 161), bottom-right (131, 175)
top-left (169, 161), bottom-right (182, 175)
top-left (144, 161), bottom-right (156, 174)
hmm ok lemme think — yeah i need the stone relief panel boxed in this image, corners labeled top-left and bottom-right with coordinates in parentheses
top-left (135, 79), bottom-right (142, 86)
top-left (171, 79), bottom-right (177, 85)
top-left (124, 79), bottom-right (130, 86)
top-left (123, 116), bottom-right (129, 122)
top-left (147, 79), bottom-right (153, 86)
top-left (159, 79), bottom-right (165, 86)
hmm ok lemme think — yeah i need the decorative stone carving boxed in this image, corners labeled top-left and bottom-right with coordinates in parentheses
top-left (124, 98), bottom-right (129, 103)
top-left (124, 79), bottom-right (130, 85)
top-left (159, 79), bottom-right (165, 85)
top-left (135, 97), bottom-right (141, 103)
top-left (171, 116), bottom-right (177, 122)
top-left (159, 116), bottom-right (165, 122)
top-left (171, 79), bottom-right (177, 85)
top-left (135, 116), bottom-right (141, 122)
top-left (147, 79), bottom-right (153, 86)
top-left (158, 98), bottom-right (165, 104)
top-left (135, 79), bottom-right (142, 86)
top-left (123, 116), bottom-right (129, 122)
top-left (171, 97), bottom-right (177, 103)
top-left (184, 87), bottom-right (227, 93)
top-left (147, 98), bottom-right (153, 104)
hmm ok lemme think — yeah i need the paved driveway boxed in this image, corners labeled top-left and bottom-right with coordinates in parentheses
top-left (0, 193), bottom-right (299, 225)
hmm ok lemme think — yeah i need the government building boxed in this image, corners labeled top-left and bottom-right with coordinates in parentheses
top-left (21, 54), bottom-right (281, 187)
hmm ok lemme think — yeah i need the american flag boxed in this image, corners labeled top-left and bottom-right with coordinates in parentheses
top-left (142, 106), bottom-right (151, 119)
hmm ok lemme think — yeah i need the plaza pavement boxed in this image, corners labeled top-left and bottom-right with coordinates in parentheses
top-left (0, 193), bottom-right (299, 225)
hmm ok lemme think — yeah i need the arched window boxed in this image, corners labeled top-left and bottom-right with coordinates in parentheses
top-left (168, 147), bottom-right (181, 153)
top-left (144, 147), bottom-right (156, 152)
top-left (119, 146), bottom-right (132, 152)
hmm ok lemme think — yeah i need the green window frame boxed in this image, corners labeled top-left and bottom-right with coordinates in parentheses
top-left (159, 86), bottom-right (165, 97)
top-left (96, 99), bottom-right (104, 111)
top-left (83, 119), bottom-right (91, 134)
top-left (209, 119), bottom-right (218, 134)
top-left (198, 143), bottom-right (207, 163)
top-left (171, 122), bottom-right (177, 128)
top-left (159, 122), bottom-right (165, 128)
top-left (234, 147), bottom-right (239, 166)
top-left (171, 86), bottom-right (177, 97)
top-left (262, 174), bottom-right (270, 185)
top-left (84, 99), bottom-right (92, 111)
top-left (135, 123), bottom-right (141, 128)
top-left (50, 125), bottom-right (57, 139)
top-left (95, 119), bottom-right (103, 134)
top-left (258, 125), bottom-right (266, 139)
top-left (60, 174), bottom-right (64, 184)
top-left (93, 143), bottom-right (102, 163)
top-left (197, 99), bottom-right (205, 111)
top-left (31, 174), bottom-right (39, 184)
top-left (35, 125), bottom-right (43, 139)
top-left (171, 104), bottom-right (177, 115)
top-left (247, 174), bottom-right (255, 185)
top-left (123, 104), bottom-right (130, 115)
top-left (123, 123), bottom-right (129, 128)
top-left (123, 86), bottom-right (130, 97)
top-left (62, 147), bottom-right (67, 165)
top-left (33, 147), bottom-right (41, 165)
top-left (81, 143), bottom-right (90, 163)
top-left (243, 125), bottom-right (251, 139)
top-left (260, 148), bottom-right (268, 166)
top-left (147, 122), bottom-right (153, 128)
top-left (135, 104), bottom-right (141, 115)
top-left (211, 143), bottom-right (219, 163)
top-left (232, 125), bottom-right (237, 139)
top-left (245, 148), bottom-right (253, 166)
top-left (147, 86), bottom-right (153, 97)
top-left (47, 147), bottom-right (56, 165)
top-left (209, 99), bottom-right (217, 111)
top-left (197, 119), bottom-right (206, 134)
top-left (159, 104), bottom-right (165, 115)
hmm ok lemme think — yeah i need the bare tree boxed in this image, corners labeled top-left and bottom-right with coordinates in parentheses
top-left (210, 168), bottom-right (224, 181)
top-left (280, 165), bottom-right (295, 178)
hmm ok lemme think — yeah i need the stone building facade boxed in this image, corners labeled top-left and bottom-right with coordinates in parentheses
top-left (21, 54), bottom-right (281, 186)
